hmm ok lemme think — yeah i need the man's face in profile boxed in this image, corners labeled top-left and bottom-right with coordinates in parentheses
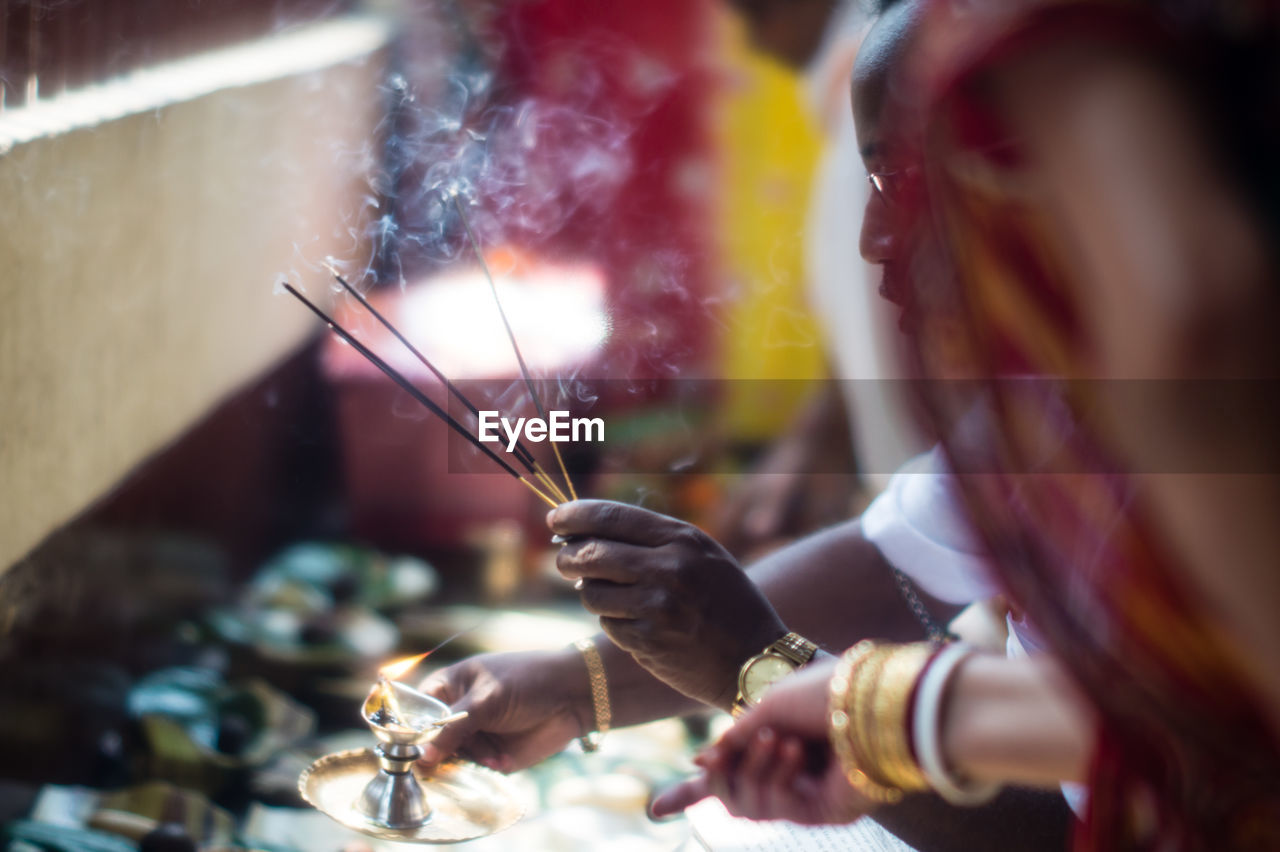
top-left (852, 1), bottom-right (923, 332)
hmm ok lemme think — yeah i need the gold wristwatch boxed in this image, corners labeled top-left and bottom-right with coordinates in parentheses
top-left (733, 632), bottom-right (819, 717)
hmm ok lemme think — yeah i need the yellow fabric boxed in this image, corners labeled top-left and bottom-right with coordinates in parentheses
top-left (714, 19), bottom-right (827, 443)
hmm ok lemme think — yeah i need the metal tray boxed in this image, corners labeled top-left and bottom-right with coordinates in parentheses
top-left (299, 748), bottom-right (524, 843)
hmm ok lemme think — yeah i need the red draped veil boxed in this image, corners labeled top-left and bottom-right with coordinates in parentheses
top-left (888, 1), bottom-right (1280, 847)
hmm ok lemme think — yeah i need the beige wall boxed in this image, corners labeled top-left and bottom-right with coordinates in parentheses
top-left (0, 20), bottom-right (390, 571)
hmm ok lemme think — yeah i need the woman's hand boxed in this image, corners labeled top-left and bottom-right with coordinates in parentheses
top-left (416, 648), bottom-right (591, 773)
top-left (550, 500), bottom-right (788, 709)
top-left (652, 660), bottom-right (877, 825)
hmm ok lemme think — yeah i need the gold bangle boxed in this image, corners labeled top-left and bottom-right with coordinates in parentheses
top-left (829, 642), bottom-right (933, 802)
top-left (849, 645), bottom-right (898, 792)
top-left (829, 642), bottom-right (903, 804)
top-left (574, 637), bottom-right (611, 752)
top-left (827, 643), bottom-right (864, 791)
top-left (871, 644), bottom-right (932, 792)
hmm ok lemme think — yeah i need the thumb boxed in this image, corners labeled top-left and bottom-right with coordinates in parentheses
top-left (650, 773), bottom-right (712, 819)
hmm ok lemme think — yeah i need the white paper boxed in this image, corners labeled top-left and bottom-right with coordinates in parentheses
top-left (687, 798), bottom-right (918, 852)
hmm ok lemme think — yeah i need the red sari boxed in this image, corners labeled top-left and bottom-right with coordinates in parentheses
top-left (892, 1), bottom-right (1280, 848)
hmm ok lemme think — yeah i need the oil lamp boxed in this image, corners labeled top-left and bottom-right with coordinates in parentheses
top-left (299, 653), bottom-right (523, 843)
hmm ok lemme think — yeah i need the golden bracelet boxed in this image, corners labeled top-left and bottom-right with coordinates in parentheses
top-left (574, 637), bottom-right (611, 752)
top-left (849, 645), bottom-right (899, 792)
top-left (827, 643), bottom-right (866, 795)
top-left (829, 642), bottom-right (903, 804)
top-left (829, 642), bottom-right (933, 802)
top-left (871, 643), bottom-right (932, 792)
top-left (853, 644), bottom-right (931, 793)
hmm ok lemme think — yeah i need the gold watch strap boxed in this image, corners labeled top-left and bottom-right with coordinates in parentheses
top-left (769, 632), bottom-right (819, 666)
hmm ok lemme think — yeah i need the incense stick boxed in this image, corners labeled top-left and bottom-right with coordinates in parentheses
top-left (534, 469), bottom-right (569, 504)
top-left (284, 284), bottom-right (558, 508)
top-left (428, 710), bottom-right (470, 728)
top-left (323, 265), bottom-right (531, 468)
top-left (450, 194), bottom-right (579, 501)
top-left (324, 266), bottom-right (571, 505)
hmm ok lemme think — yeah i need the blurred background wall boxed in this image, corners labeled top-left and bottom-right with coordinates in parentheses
top-left (0, 3), bottom-right (387, 571)
top-left (0, 0), bottom-right (826, 574)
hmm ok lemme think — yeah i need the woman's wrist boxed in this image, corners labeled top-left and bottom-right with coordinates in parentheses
top-left (910, 643), bottom-right (1001, 805)
top-left (941, 654), bottom-right (1094, 788)
top-left (822, 640), bottom-right (1004, 807)
top-left (942, 653), bottom-right (1019, 785)
top-left (827, 641), bottom-right (934, 803)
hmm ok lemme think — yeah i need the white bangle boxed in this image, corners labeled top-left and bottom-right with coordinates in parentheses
top-left (912, 643), bottom-right (1002, 806)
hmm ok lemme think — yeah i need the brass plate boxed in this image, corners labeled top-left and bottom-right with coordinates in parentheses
top-left (299, 748), bottom-right (525, 843)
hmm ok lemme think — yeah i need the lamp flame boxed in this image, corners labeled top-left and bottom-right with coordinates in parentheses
top-left (378, 651), bottom-right (432, 682)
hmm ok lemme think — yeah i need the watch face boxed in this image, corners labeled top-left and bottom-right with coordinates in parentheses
top-left (740, 653), bottom-right (796, 705)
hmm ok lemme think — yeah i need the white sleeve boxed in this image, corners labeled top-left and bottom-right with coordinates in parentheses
top-left (860, 447), bottom-right (1000, 605)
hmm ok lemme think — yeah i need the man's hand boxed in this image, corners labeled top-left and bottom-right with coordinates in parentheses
top-left (549, 500), bottom-right (788, 709)
top-left (652, 660), bottom-right (875, 825)
top-left (416, 648), bottom-right (591, 773)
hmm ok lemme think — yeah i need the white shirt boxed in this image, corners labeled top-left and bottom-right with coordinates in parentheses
top-left (861, 447), bottom-right (999, 605)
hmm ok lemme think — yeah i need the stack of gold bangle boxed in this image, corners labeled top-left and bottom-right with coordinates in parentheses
top-left (828, 641), bottom-right (934, 803)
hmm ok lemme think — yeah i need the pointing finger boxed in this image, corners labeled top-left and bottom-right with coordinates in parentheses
top-left (650, 774), bottom-right (712, 818)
